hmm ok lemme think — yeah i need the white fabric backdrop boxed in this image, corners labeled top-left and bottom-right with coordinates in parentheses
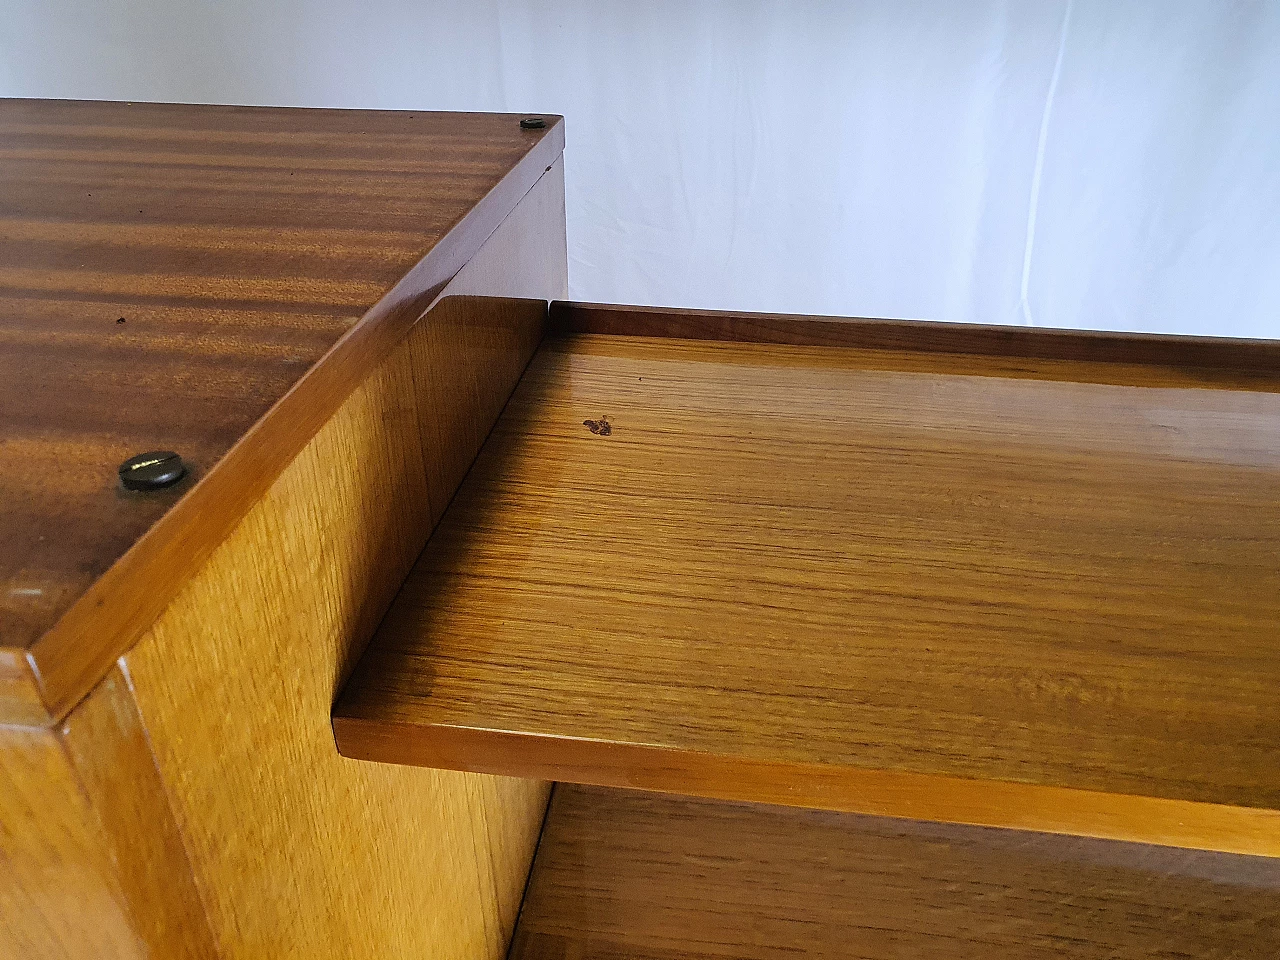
top-left (4, 0), bottom-right (1278, 337)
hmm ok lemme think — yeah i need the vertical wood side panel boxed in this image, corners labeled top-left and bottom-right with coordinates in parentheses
top-left (0, 725), bottom-right (139, 959)
top-left (59, 666), bottom-right (219, 959)
top-left (117, 162), bottom-right (565, 959)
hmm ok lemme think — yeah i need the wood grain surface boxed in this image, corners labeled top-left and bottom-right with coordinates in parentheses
top-left (0, 724), bottom-right (139, 959)
top-left (550, 301), bottom-right (1280, 380)
top-left (0, 98), bottom-right (563, 724)
top-left (0, 647), bottom-right (46, 726)
top-left (335, 330), bottom-right (1280, 854)
top-left (117, 163), bottom-right (565, 958)
top-left (511, 785), bottom-right (1280, 960)
top-left (58, 666), bottom-right (219, 959)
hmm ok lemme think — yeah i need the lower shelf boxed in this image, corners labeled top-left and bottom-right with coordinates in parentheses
top-left (511, 784), bottom-right (1280, 960)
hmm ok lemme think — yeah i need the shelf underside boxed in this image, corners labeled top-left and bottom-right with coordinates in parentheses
top-left (335, 331), bottom-right (1280, 855)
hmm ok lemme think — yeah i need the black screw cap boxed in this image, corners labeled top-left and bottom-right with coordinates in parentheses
top-left (520, 117), bottom-right (546, 129)
top-left (119, 451), bottom-right (186, 491)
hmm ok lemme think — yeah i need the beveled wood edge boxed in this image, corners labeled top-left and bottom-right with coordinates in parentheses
top-left (548, 301), bottom-right (1280, 375)
top-left (4, 119), bottom-right (566, 727)
top-left (58, 662), bottom-right (220, 956)
top-left (330, 718), bottom-right (1280, 858)
top-left (0, 648), bottom-right (49, 726)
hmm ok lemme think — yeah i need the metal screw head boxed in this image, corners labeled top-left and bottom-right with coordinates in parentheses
top-left (520, 117), bottom-right (546, 129)
top-left (119, 451), bottom-right (186, 491)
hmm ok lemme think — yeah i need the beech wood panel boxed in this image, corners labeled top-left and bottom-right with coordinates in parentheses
top-left (335, 330), bottom-right (1280, 855)
top-left (511, 785), bottom-right (1280, 960)
top-left (0, 98), bottom-right (563, 724)
top-left (117, 163), bottom-right (565, 958)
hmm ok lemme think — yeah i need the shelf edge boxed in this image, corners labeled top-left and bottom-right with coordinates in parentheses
top-left (331, 716), bottom-right (1280, 858)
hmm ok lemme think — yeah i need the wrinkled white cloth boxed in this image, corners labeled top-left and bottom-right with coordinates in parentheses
top-left (6, 0), bottom-right (1277, 336)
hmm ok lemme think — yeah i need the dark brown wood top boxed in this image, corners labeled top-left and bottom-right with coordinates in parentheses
top-left (334, 310), bottom-right (1280, 856)
top-left (0, 98), bottom-right (563, 725)
top-left (512, 785), bottom-right (1280, 960)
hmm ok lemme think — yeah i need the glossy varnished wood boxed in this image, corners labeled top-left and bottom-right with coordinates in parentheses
top-left (0, 98), bottom-right (563, 723)
top-left (551, 300), bottom-right (1280, 379)
top-left (335, 329), bottom-right (1280, 854)
top-left (511, 785), bottom-right (1280, 960)
top-left (114, 165), bottom-right (565, 958)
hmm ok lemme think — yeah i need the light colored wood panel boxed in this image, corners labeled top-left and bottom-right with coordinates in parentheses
top-left (512, 785), bottom-right (1280, 960)
top-left (335, 331), bottom-right (1280, 854)
top-left (0, 725), bottom-right (138, 959)
top-left (118, 166), bottom-right (564, 958)
top-left (59, 666), bottom-right (218, 959)
top-left (0, 650), bottom-right (47, 727)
